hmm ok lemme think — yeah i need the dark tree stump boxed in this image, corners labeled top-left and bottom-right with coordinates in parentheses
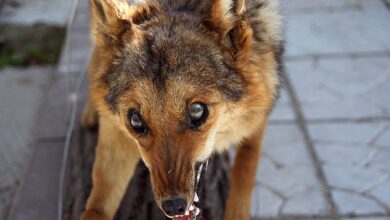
top-left (63, 127), bottom-right (231, 220)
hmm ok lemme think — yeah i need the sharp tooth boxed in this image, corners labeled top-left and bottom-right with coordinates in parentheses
top-left (195, 208), bottom-right (200, 216)
top-left (189, 205), bottom-right (194, 211)
top-left (185, 210), bottom-right (189, 215)
top-left (194, 193), bottom-right (199, 202)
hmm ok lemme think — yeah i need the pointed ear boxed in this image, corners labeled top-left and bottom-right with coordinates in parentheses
top-left (205, 0), bottom-right (246, 36)
top-left (205, 0), bottom-right (255, 64)
top-left (90, 0), bottom-right (132, 23)
top-left (206, 0), bottom-right (234, 36)
top-left (90, 0), bottom-right (134, 46)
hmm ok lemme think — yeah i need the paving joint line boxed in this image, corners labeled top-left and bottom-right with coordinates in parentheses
top-left (253, 215), bottom-right (333, 220)
top-left (253, 212), bottom-right (390, 220)
top-left (269, 116), bottom-right (390, 126)
top-left (280, 71), bottom-right (340, 220)
top-left (304, 116), bottom-right (390, 124)
top-left (285, 3), bottom-right (363, 15)
top-left (285, 51), bottom-right (390, 62)
top-left (331, 186), bottom-right (390, 215)
top-left (368, 124), bottom-right (390, 145)
top-left (256, 182), bottom-right (287, 217)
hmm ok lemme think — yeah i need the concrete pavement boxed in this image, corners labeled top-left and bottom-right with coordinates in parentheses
top-left (252, 0), bottom-right (390, 219)
top-left (0, 67), bottom-right (52, 219)
top-left (2, 0), bottom-right (390, 219)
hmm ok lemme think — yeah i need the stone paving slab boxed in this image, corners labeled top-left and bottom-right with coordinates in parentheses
top-left (4, 1), bottom-right (89, 218)
top-left (308, 122), bottom-right (390, 216)
top-left (57, 0), bottom-right (91, 75)
top-left (35, 72), bottom-right (80, 139)
top-left (0, 0), bottom-right (73, 26)
top-left (72, 0), bottom-right (90, 30)
top-left (343, 218), bottom-right (390, 220)
top-left (282, 0), bottom-right (390, 57)
top-left (57, 29), bottom-right (91, 75)
top-left (269, 88), bottom-right (295, 122)
top-left (286, 56), bottom-right (390, 120)
top-left (7, 141), bottom-right (64, 220)
top-left (0, 67), bottom-right (52, 219)
top-left (253, 124), bottom-right (329, 218)
top-left (281, 0), bottom-right (374, 11)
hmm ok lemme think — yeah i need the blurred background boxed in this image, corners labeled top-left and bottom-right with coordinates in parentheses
top-left (0, 0), bottom-right (389, 220)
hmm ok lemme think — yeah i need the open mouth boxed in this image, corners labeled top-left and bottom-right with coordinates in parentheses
top-left (165, 161), bottom-right (208, 220)
top-left (170, 204), bottom-right (199, 220)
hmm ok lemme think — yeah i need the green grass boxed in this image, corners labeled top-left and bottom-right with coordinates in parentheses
top-left (0, 47), bottom-right (59, 69)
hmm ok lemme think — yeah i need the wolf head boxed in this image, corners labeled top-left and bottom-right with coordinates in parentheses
top-left (89, 0), bottom-right (281, 217)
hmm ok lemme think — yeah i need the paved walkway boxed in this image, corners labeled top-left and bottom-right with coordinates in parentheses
top-left (0, 67), bottom-right (52, 219)
top-left (3, 0), bottom-right (390, 220)
top-left (252, 0), bottom-right (390, 219)
top-left (0, 0), bottom-right (72, 217)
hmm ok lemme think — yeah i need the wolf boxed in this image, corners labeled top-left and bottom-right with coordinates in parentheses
top-left (80, 0), bottom-right (282, 219)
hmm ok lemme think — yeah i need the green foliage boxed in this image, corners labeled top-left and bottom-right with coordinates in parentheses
top-left (0, 47), bottom-right (59, 69)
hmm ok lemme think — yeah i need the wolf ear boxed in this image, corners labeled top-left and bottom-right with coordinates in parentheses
top-left (205, 0), bottom-right (256, 63)
top-left (90, 0), bottom-right (133, 23)
top-left (90, 0), bottom-right (134, 46)
top-left (205, 0), bottom-right (245, 36)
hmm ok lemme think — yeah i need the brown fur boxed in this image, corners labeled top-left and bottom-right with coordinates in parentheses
top-left (81, 0), bottom-right (282, 219)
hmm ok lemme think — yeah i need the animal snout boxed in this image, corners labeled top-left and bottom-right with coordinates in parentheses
top-left (162, 197), bottom-right (187, 216)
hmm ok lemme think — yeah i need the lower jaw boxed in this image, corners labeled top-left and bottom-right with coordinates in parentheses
top-left (167, 160), bottom-right (208, 220)
top-left (167, 204), bottom-right (200, 220)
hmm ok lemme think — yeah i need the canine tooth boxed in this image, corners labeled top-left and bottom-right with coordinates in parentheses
top-left (185, 210), bottom-right (189, 215)
top-left (189, 205), bottom-right (194, 210)
top-left (194, 193), bottom-right (199, 202)
top-left (195, 208), bottom-right (200, 216)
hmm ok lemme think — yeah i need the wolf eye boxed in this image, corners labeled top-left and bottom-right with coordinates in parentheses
top-left (188, 102), bottom-right (208, 128)
top-left (128, 110), bottom-right (148, 135)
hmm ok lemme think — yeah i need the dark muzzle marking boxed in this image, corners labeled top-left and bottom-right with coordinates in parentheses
top-left (167, 160), bottom-right (208, 220)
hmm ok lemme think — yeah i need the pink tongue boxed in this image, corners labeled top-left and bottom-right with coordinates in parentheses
top-left (173, 210), bottom-right (194, 220)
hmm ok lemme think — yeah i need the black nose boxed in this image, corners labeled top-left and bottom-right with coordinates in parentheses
top-left (162, 197), bottom-right (187, 216)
